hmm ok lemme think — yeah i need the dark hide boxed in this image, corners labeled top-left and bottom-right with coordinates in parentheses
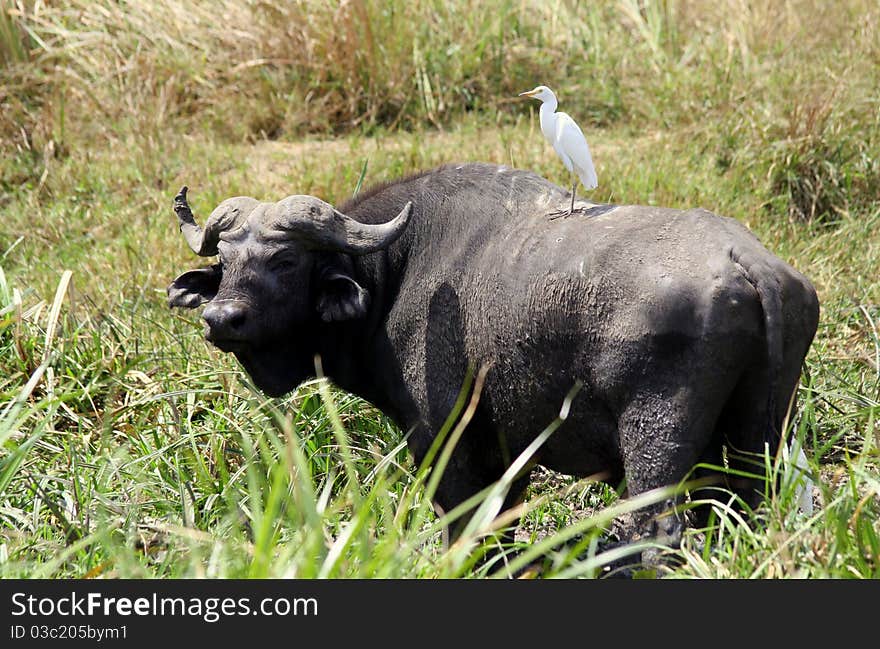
top-left (168, 163), bottom-right (820, 561)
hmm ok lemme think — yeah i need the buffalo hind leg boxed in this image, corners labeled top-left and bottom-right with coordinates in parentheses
top-left (617, 390), bottom-right (721, 569)
top-left (688, 434), bottom-right (728, 530)
top-left (716, 373), bottom-right (776, 514)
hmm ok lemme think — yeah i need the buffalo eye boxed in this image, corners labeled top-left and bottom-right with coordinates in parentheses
top-left (268, 255), bottom-right (298, 274)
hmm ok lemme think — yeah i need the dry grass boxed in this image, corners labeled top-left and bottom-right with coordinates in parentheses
top-left (2, 1), bottom-right (875, 135)
top-left (3, 1), bottom-right (877, 224)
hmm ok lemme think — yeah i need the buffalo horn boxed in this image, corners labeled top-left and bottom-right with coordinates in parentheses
top-left (273, 198), bottom-right (413, 255)
top-left (173, 186), bottom-right (259, 257)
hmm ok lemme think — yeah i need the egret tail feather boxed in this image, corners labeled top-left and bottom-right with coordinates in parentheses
top-left (577, 167), bottom-right (598, 191)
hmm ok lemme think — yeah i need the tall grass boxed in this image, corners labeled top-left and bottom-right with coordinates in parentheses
top-left (2, 257), bottom-right (874, 578)
top-left (0, 265), bottom-right (676, 577)
top-left (0, 0), bottom-right (878, 577)
top-left (4, 1), bottom-right (877, 219)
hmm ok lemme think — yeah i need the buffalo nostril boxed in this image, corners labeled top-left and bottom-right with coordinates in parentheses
top-left (203, 302), bottom-right (249, 339)
top-left (227, 309), bottom-right (246, 330)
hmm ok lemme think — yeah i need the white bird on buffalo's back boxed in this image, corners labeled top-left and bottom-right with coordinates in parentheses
top-left (519, 84), bottom-right (597, 218)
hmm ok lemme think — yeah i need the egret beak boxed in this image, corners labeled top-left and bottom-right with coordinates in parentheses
top-left (518, 89), bottom-right (539, 98)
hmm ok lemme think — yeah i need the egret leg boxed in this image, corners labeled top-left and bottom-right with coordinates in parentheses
top-left (549, 180), bottom-right (578, 220)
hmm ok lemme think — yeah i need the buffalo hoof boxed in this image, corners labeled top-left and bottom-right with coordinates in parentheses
top-left (636, 499), bottom-right (685, 575)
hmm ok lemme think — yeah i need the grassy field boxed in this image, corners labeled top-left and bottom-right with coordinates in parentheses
top-left (1, 0), bottom-right (878, 578)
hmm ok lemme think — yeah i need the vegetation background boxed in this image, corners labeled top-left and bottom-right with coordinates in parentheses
top-left (1, 0), bottom-right (877, 578)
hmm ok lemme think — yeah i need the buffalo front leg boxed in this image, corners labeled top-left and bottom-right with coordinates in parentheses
top-left (429, 444), bottom-right (530, 546)
top-left (412, 421), bottom-right (531, 574)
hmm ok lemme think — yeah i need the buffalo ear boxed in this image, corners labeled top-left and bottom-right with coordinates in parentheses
top-left (315, 272), bottom-right (370, 322)
top-left (167, 265), bottom-right (221, 308)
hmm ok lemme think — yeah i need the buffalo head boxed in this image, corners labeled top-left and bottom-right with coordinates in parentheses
top-left (167, 186), bottom-right (412, 396)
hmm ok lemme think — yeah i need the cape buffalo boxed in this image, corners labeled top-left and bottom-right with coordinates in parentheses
top-left (167, 162), bottom-right (819, 562)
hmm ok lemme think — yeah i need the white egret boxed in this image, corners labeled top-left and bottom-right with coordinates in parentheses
top-left (519, 84), bottom-right (597, 218)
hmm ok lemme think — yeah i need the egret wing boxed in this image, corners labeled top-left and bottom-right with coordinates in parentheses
top-left (556, 112), bottom-right (598, 190)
